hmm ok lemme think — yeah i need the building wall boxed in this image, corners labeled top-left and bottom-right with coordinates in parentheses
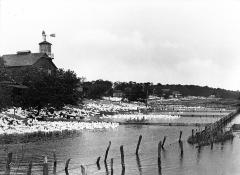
top-left (40, 44), bottom-right (51, 56)
top-left (3, 66), bottom-right (30, 83)
top-left (2, 58), bottom-right (57, 83)
top-left (33, 58), bottom-right (56, 74)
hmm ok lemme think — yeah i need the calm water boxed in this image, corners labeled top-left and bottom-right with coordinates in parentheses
top-left (1, 115), bottom-right (240, 175)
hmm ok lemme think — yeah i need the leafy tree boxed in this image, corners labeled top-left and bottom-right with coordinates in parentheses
top-left (19, 68), bottom-right (81, 113)
top-left (114, 82), bottom-right (147, 102)
top-left (83, 80), bottom-right (113, 99)
top-left (0, 58), bottom-right (12, 110)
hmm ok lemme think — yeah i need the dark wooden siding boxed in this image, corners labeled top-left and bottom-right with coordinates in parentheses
top-left (2, 58), bottom-right (57, 83)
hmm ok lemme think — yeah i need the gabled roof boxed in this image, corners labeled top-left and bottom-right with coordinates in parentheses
top-left (1, 53), bottom-right (49, 67)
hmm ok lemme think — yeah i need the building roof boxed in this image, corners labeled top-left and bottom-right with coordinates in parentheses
top-left (39, 41), bottom-right (52, 45)
top-left (1, 53), bottom-right (50, 67)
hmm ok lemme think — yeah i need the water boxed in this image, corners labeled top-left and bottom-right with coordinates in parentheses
top-left (1, 116), bottom-right (240, 175)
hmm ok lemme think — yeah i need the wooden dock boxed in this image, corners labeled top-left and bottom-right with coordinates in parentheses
top-left (188, 108), bottom-right (240, 145)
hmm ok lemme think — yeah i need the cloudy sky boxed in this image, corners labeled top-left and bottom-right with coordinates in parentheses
top-left (1, 0), bottom-right (240, 90)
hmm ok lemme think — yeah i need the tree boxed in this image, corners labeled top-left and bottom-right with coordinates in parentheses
top-left (0, 58), bottom-right (12, 111)
top-left (114, 82), bottom-right (147, 102)
top-left (19, 68), bottom-right (81, 113)
top-left (83, 80), bottom-right (113, 99)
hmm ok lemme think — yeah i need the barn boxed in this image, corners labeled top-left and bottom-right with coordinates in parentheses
top-left (0, 31), bottom-right (57, 83)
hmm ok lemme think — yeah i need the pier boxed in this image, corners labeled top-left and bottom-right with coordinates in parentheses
top-left (188, 108), bottom-right (240, 145)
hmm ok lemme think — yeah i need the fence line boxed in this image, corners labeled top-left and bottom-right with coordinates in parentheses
top-left (1, 129), bottom-right (203, 175)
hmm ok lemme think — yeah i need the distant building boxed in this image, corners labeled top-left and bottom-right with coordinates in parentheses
top-left (0, 31), bottom-right (57, 83)
top-left (113, 90), bottom-right (124, 98)
top-left (172, 91), bottom-right (182, 98)
top-left (208, 95), bottom-right (216, 99)
top-left (162, 89), bottom-right (170, 93)
top-left (161, 89), bottom-right (170, 98)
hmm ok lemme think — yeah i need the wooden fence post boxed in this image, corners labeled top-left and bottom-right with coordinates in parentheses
top-left (96, 156), bottom-right (101, 170)
top-left (179, 131), bottom-right (183, 142)
top-left (120, 145), bottom-right (125, 169)
top-left (179, 141), bottom-right (183, 157)
top-left (161, 136), bottom-right (167, 149)
top-left (136, 135), bottom-right (142, 155)
top-left (158, 141), bottom-right (162, 174)
top-left (65, 158), bottom-right (71, 175)
top-left (158, 141), bottom-right (162, 167)
top-left (104, 141), bottom-right (111, 163)
top-left (192, 129), bottom-right (194, 137)
top-left (43, 156), bottom-right (48, 175)
top-left (27, 161), bottom-right (32, 175)
top-left (135, 135), bottom-right (142, 154)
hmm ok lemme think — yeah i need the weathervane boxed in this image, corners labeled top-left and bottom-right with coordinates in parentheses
top-left (42, 30), bottom-right (56, 41)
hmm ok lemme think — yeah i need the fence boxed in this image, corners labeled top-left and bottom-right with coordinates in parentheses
top-left (3, 131), bottom-right (198, 175)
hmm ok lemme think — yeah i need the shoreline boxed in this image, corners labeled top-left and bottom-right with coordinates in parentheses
top-left (119, 122), bottom-right (209, 126)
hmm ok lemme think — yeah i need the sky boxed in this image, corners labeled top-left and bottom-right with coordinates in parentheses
top-left (0, 0), bottom-right (240, 90)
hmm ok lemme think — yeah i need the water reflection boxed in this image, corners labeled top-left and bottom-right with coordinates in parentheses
top-left (121, 167), bottom-right (125, 175)
top-left (196, 146), bottom-right (202, 164)
top-left (158, 163), bottom-right (162, 175)
top-left (179, 141), bottom-right (183, 158)
top-left (162, 148), bottom-right (167, 159)
top-left (136, 154), bottom-right (142, 175)
top-left (221, 141), bottom-right (224, 151)
top-left (104, 162), bottom-right (109, 175)
top-left (111, 159), bottom-right (113, 175)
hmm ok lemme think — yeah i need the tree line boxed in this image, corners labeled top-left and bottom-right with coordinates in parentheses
top-left (1, 63), bottom-right (240, 112)
top-left (83, 81), bottom-right (240, 100)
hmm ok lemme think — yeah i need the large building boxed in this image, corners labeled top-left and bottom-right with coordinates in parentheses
top-left (0, 31), bottom-right (57, 83)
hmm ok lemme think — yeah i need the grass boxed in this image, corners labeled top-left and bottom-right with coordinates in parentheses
top-left (0, 129), bottom-right (82, 145)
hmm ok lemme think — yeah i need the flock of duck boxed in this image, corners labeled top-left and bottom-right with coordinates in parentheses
top-left (102, 114), bottom-right (180, 121)
top-left (5, 100), bottom-right (148, 120)
top-left (0, 114), bottom-right (119, 135)
top-left (0, 99), bottom-right (227, 136)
